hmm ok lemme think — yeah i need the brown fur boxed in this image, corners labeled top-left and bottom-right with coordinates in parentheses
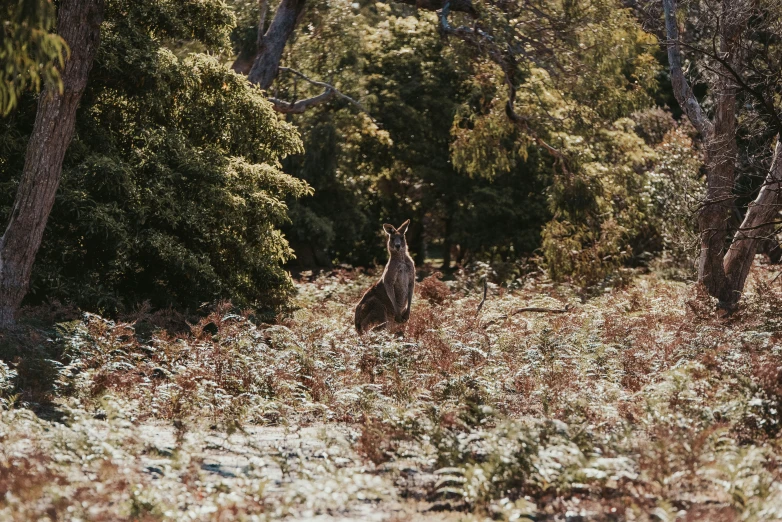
top-left (355, 220), bottom-right (415, 334)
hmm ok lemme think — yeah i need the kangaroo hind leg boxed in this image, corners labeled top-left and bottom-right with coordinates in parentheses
top-left (355, 297), bottom-right (387, 334)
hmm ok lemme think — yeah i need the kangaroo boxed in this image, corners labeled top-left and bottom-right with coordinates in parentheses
top-left (355, 220), bottom-right (415, 334)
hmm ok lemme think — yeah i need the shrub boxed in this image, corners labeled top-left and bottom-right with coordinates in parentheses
top-left (0, 0), bottom-right (308, 318)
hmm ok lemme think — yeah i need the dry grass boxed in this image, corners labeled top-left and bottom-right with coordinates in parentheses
top-left (2, 263), bottom-right (782, 519)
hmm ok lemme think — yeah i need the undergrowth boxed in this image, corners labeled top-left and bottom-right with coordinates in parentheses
top-left (2, 265), bottom-right (782, 520)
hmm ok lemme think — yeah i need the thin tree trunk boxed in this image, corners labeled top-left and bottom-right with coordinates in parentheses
top-left (247, 0), bottom-right (307, 89)
top-left (0, 0), bottom-right (105, 327)
top-left (442, 218), bottom-right (452, 270)
top-left (723, 139), bottom-right (782, 302)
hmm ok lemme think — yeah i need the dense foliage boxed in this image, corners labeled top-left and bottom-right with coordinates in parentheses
top-left (1, 0), bottom-right (706, 313)
top-left (228, 0), bottom-right (700, 289)
top-left (0, 0), bottom-right (67, 115)
top-left (4, 269), bottom-right (782, 519)
top-left (0, 0), bottom-right (308, 316)
top-left (271, 7), bottom-right (553, 268)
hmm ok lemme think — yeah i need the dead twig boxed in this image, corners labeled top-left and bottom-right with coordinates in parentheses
top-left (510, 304), bottom-right (571, 315)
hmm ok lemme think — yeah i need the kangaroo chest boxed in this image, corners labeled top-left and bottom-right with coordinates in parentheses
top-left (393, 263), bottom-right (411, 308)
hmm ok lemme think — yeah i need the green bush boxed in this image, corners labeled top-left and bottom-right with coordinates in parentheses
top-left (0, 0), bottom-right (308, 317)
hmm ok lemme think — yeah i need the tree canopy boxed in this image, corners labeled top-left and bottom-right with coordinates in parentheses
top-left (1, 0), bottom-right (309, 318)
top-left (3, 0), bottom-right (779, 318)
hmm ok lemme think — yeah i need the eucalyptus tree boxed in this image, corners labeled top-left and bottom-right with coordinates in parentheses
top-left (0, 0), bottom-right (309, 323)
top-left (0, 0), bottom-right (104, 327)
top-left (660, 0), bottom-right (782, 310)
top-left (437, 0), bottom-right (665, 287)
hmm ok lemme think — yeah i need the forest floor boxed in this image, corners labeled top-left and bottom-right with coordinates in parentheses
top-left (2, 263), bottom-right (782, 521)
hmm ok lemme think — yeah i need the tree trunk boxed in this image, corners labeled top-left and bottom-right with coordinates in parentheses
top-left (698, 90), bottom-right (737, 305)
top-left (723, 139), bottom-right (782, 302)
top-left (442, 218), bottom-right (452, 270)
top-left (0, 0), bottom-right (105, 327)
top-left (699, 0), bottom-right (741, 308)
top-left (247, 0), bottom-right (307, 89)
top-left (663, 0), bottom-right (753, 310)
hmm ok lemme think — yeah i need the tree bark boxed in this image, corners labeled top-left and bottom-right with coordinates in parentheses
top-left (661, 0), bottom-right (713, 137)
top-left (723, 139), bottom-right (782, 301)
top-left (0, 0), bottom-right (105, 327)
top-left (247, 0), bottom-right (307, 90)
top-left (662, 0), bottom-right (744, 309)
top-left (699, 76), bottom-right (738, 304)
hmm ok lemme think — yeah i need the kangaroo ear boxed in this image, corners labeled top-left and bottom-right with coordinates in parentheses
top-left (398, 219), bottom-right (410, 234)
top-left (383, 223), bottom-right (396, 235)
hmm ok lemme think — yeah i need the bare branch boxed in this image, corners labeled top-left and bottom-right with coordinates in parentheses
top-left (269, 67), bottom-right (371, 116)
top-left (510, 304), bottom-right (571, 315)
top-left (268, 89), bottom-right (336, 114)
top-left (662, 0), bottom-right (714, 138)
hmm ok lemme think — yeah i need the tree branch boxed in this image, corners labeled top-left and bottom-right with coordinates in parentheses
top-left (386, 0), bottom-right (476, 17)
top-left (257, 0), bottom-right (269, 49)
top-left (673, 38), bottom-right (782, 137)
top-left (662, 0), bottom-right (714, 138)
top-left (268, 67), bottom-right (371, 116)
top-left (268, 89), bottom-right (336, 114)
top-left (438, 2), bottom-right (572, 174)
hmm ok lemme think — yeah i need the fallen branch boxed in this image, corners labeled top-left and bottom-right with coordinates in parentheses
top-left (510, 304), bottom-right (571, 315)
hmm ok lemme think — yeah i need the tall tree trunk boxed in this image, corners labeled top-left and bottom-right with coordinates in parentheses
top-left (0, 0), bottom-right (105, 327)
top-left (699, 82), bottom-right (738, 305)
top-left (247, 0), bottom-right (307, 89)
top-left (700, 1), bottom-right (741, 307)
top-left (662, 0), bottom-right (752, 310)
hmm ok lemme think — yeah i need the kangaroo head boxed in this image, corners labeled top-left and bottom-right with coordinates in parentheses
top-left (383, 219), bottom-right (410, 254)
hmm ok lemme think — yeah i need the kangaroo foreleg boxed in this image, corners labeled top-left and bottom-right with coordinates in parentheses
top-left (385, 282), bottom-right (402, 322)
